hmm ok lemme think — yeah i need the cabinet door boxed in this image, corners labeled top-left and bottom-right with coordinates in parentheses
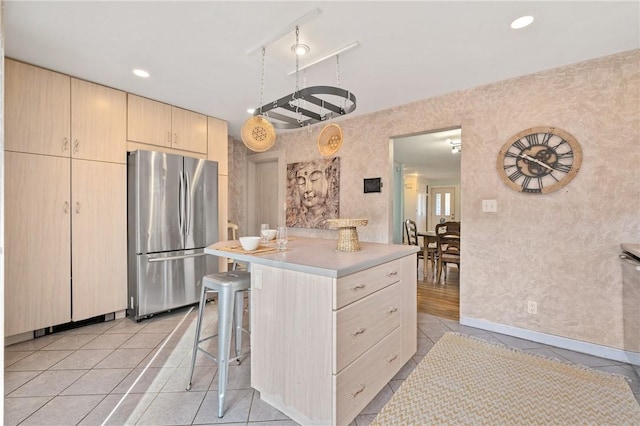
top-left (172, 107), bottom-right (208, 153)
top-left (207, 116), bottom-right (228, 174)
top-left (127, 94), bottom-right (172, 147)
top-left (5, 152), bottom-right (71, 336)
top-left (71, 79), bottom-right (127, 164)
top-left (71, 159), bottom-right (128, 321)
top-left (5, 59), bottom-right (71, 157)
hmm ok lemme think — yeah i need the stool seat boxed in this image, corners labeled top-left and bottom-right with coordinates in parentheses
top-left (186, 271), bottom-right (251, 418)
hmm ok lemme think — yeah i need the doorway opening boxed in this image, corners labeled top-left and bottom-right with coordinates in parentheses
top-left (391, 127), bottom-right (462, 319)
top-left (246, 150), bottom-right (285, 236)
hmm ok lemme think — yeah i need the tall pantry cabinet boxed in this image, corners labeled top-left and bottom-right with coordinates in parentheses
top-left (4, 59), bottom-right (127, 337)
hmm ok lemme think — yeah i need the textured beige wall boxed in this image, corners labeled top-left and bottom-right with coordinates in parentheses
top-left (229, 49), bottom-right (639, 351)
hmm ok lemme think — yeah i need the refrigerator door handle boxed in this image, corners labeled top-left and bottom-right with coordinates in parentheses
top-left (148, 252), bottom-right (206, 262)
top-left (185, 171), bottom-right (191, 237)
top-left (179, 170), bottom-right (186, 244)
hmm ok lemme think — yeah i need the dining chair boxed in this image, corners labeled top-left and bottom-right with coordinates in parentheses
top-left (404, 219), bottom-right (426, 276)
top-left (435, 221), bottom-right (461, 284)
top-left (422, 234), bottom-right (438, 278)
top-left (227, 222), bottom-right (247, 271)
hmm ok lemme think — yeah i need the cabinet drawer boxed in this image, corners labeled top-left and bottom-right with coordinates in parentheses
top-left (334, 283), bottom-right (401, 373)
top-left (334, 327), bottom-right (403, 426)
top-left (335, 259), bottom-right (402, 309)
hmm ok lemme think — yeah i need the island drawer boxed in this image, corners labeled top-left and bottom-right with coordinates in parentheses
top-left (334, 327), bottom-right (403, 426)
top-left (334, 258), bottom-right (402, 309)
top-left (334, 283), bottom-right (402, 373)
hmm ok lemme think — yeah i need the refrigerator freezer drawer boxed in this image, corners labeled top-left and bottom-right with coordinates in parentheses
top-left (128, 249), bottom-right (218, 320)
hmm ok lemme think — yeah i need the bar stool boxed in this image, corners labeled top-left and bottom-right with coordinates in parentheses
top-left (186, 271), bottom-right (251, 417)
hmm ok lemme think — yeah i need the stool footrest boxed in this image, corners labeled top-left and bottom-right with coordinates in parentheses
top-left (196, 346), bottom-right (245, 364)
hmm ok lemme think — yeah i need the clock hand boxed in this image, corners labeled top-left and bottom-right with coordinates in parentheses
top-left (518, 153), bottom-right (554, 171)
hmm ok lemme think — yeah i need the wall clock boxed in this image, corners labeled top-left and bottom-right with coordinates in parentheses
top-left (496, 126), bottom-right (582, 194)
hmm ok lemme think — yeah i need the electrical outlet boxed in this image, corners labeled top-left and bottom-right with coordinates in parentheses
top-left (482, 199), bottom-right (497, 213)
top-left (527, 300), bottom-right (537, 314)
top-left (254, 270), bottom-right (263, 290)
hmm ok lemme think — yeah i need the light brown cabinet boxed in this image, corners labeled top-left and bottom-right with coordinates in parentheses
top-left (5, 59), bottom-right (127, 164)
top-left (71, 160), bottom-right (127, 321)
top-left (250, 254), bottom-right (416, 426)
top-left (127, 94), bottom-right (207, 154)
top-left (4, 60), bottom-right (128, 337)
top-left (4, 153), bottom-right (128, 336)
top-left (5, 59), bottom-right (71, 157)
top-left (5, 152), bottom-right (72, 336)
top-left (71, 78), bottom-right (127, 164)
top-left (207, 116), bottom-right (228, 175)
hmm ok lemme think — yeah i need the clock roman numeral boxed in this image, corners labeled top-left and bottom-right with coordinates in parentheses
top-left (525, 134), bottom-right (538, 146)
top-left (557, 151), bottom-right (574, 160)
top-left (551, 138), bottom-right (568, 150)
top-left (505, 151), bottom-right (519, 159)
top-left (553, 163), bottom-right (572, 173)
top-left (522, 176), bottom-right (543, 190)
top-left (508, 169), bottom-right (524, 182)
top-left (513, 139), bottom-right (528, 151)
top-left (523, 187), bottom-right (543, 193)
top-left (541, 133), bottom-right (552, 145)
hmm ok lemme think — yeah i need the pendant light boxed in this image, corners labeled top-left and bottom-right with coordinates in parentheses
top-left (241, 47), bottom-right (276, 152)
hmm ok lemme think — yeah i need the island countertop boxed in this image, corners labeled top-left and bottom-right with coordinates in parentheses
top-left (206, 237), bottom-right (419, 278)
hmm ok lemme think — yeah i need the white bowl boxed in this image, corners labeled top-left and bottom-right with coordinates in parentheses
top-left (239, 236), bottom-right (261, 251)
top-left (262, 229), bottom-right (277, 240)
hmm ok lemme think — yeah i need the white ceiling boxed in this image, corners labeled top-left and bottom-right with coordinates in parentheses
top-left (394, 128), bottom-right (462, 180)
top-left (4, 1), bottom-right (639, 178)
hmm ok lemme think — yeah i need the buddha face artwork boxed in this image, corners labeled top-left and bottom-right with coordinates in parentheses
top-left (286, 157), bottom-right (340, 228)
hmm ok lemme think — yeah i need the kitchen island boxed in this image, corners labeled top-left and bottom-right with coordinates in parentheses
top-left (206, 237), bottom-right (418, 425)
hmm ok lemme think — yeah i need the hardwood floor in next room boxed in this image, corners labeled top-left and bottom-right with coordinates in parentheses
top-left (417, 264), bottom-right (460, 321)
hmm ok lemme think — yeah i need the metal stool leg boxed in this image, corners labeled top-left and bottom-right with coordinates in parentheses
top-left (216, 284), bottom-right (235, 418)
top-left (186, 283), bottom-right (208, 391)
top-left (185, 271), bottom-right (250, 418)
top-left (233, 290), bottom-right (246, 362)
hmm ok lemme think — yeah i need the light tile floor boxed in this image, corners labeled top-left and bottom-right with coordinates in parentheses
top-left (5, 305), bottom-right (640, 425)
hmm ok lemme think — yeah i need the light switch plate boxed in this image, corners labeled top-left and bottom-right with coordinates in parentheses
top-left (482, 199), bottom-right (497, 213)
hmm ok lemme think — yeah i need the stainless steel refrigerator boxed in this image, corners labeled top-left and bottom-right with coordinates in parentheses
top-left (127, 150), bottom-right (219, 320)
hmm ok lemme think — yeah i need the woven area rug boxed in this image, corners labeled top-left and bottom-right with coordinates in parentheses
top-left (371, 332), bottom-right (640, 425)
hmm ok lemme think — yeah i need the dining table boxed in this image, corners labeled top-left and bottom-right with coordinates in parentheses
top-left (204, 236), bottom-right (418, 425)
top-left (417, 230), bottom-right (437, 246)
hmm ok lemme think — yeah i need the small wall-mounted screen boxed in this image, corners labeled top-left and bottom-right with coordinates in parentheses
top-left (364, 178), bottom-right (382, 193)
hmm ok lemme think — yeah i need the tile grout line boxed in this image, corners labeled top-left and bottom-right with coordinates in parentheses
top-left (100, 307), bottom-right (195, 426)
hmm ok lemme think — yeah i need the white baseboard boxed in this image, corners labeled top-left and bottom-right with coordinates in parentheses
top-left (460, 316), bottom-right (640, 366)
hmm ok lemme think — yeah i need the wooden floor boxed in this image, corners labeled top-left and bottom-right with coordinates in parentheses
top-left (417, 263), bottom-right (460, 321)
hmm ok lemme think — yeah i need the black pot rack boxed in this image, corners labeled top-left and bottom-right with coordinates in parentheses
top-left (253, 85), bottom-right (356, 129)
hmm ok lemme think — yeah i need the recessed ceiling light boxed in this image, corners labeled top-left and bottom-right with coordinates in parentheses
top-left (133, 69), bottom-right (150, 78)
top-left (291, 43), bottom-right (310, 56)
top-left (247, 108), bottom-right (256, 114)
top-left (511, 15), bottom-right (534, 29)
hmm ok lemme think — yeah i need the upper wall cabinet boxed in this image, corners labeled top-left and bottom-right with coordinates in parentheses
top-left (171, 106), bottom-right (208, 154)
top-left (5, 59), bottom-right (127, 164)
top-left (207, 116), bottom-right (228, 175)
top-left (126, 94), bottom-right (172, 148)
top-left (6, 59), bottom-right (71, 157)
top-left (127, 94), bottom-right (208, 154)
top-left (71, 78), bottom-right (127, 164)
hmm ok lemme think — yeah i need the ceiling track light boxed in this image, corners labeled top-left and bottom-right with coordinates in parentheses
top-left (286, 42), bottom-right (360, 76)
top-left (291, 43), bottom-right (310, 56)
top-left (245, 8), bottom-right (322, 56)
